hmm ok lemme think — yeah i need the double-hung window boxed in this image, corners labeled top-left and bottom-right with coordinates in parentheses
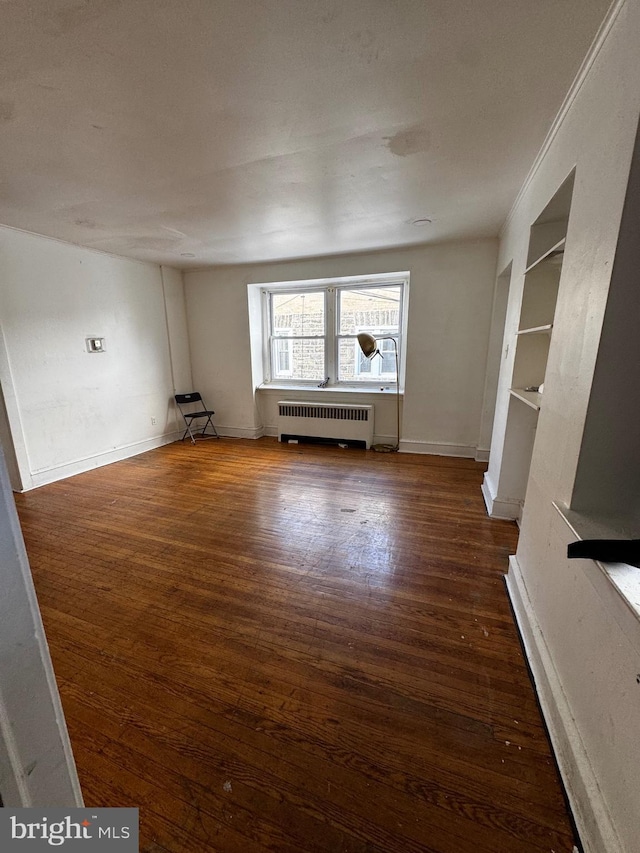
top-left (263, 273), bottom-right (408, 387)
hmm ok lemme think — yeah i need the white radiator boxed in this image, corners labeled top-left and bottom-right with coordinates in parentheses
top-left (277, 401), bottom-right (374, 448)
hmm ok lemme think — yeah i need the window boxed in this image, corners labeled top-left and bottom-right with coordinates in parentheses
top-left (262, 273), bottom-right (408, 387)
top-left (269, 291), bottom-right (326, 382)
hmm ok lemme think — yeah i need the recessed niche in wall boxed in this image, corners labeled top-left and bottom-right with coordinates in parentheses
top-left (501, 395), bottom-right (539, 506)
top-left (504, 169), bottom-right (575, 517)
top-left (571, 124), bottom-right (640, 537)
top-left (525, 171), bottom-right (575, 269)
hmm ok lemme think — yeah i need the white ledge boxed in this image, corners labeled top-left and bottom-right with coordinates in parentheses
top-left (257, 384), bottom-right (403, 396)
top-left (553, 501), bottom-right (640, 638)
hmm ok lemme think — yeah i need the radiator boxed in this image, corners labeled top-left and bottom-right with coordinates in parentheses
top-left (277, 401), bottom-right (374, 448)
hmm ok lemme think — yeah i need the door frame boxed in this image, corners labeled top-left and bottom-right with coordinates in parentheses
top-left (0, 443), bottom-right (82, 806)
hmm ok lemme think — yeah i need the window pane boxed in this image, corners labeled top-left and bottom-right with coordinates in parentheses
top-left (275, 339), bottom-right (291, 375)
top-left (380, 337), bottom-right (396, 374)
top-left (272, 338), bottom-right (325, 381)
top-left (358, 349), bottom-right (372, 374)
top-left (339, 286), bottom-right (401, 335)
top-left (338, 337), bottom-right (397, 382)
top-left (272, 291), bottom-right (325, 337)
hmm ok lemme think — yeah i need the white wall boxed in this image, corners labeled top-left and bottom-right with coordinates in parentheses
top-left (486, 2), bottom-right (640, 850)
top-left (0, 227), bottom-right (190, 489)
top-left (184, 240), bottom-right (498, 455)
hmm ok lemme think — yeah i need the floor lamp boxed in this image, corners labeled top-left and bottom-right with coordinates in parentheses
top-left (357, 332), bottom-right (400, 452)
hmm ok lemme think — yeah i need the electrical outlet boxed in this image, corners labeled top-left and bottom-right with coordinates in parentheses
top-left (151, 417), bottom-right (157, 425)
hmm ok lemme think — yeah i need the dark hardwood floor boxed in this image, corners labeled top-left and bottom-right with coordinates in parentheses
top-left (16, 438), bottom-right (578, 853)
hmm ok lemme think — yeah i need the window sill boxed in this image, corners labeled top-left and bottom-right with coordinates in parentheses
top-left (257, 383), bottom-right (403, 396)
top-left (553, 501), bottom-right (640, 643)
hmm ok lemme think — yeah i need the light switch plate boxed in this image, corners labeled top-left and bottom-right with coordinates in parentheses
top-left (86, 337), bottom-right (106, 353)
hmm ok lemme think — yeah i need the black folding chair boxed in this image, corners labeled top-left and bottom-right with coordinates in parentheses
top-left (174, 392), bottom-right (219, 443)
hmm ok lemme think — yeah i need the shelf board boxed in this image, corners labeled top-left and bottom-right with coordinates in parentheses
top-left (517, 324), bottom-right (553, 336)
top-left (510, 388), bottom-right (541, 411)
top-left (524, 238), bottom-right (566, 274)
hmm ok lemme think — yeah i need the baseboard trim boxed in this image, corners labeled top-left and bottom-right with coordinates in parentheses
top-left (481, 472), bottom-right (520, 519)
top-left (475, 448), bottom-right (490, 463)
top-left (505, 555), bottom-right (623, 853)
top-left (27, 431), bottom-right (183, 489)
top-left (373, 434), bottom-right (397, 448)
top-left (217, 426), bottom-right (265, 439)
top-left (27, 427), bottom-right (270, 489)
top-left (398, 440), bottom-right (476, 458)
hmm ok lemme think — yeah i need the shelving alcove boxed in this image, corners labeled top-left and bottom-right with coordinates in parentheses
top-left (500, 172), bottom-right (575, 519)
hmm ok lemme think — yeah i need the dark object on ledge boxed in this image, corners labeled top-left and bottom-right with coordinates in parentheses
top-left (567, 539), bottom-right (640, 568)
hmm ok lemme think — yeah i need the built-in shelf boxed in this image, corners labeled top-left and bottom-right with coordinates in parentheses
top-left (495, 170), bottom-right (575, 518)
top-left (517, 324), bottom-right (553, 336)
top-left (524, 238), bottom-right (566, 274)
top-left (511, 333), bottom-right (551, 391)
top-left (510, 388), bottom-right (542, 410)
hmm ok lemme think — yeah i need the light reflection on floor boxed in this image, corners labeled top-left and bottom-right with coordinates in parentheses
top-left (253, 476), bottom-right (400, 588)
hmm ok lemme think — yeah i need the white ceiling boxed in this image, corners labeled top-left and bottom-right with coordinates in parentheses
top-left (0, 0), bottom-right (612, 268)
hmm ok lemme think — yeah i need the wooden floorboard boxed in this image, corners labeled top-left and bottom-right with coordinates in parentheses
top-left (16, 438), bottom-right (578, 853)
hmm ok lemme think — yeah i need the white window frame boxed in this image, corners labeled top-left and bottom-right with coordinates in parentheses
top-left (260, 272), bottom-right (409, 389)
top-left (266, 287), bottom-right (329, 383)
